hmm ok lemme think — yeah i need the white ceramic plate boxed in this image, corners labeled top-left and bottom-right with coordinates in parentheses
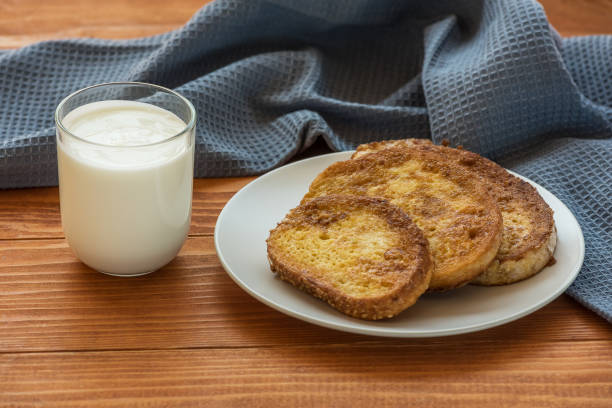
top-left (214, 152), bottom-right (584, 337)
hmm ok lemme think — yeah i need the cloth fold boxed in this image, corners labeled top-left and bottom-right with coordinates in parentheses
top-left (0, 0), bottom-right (610, 320)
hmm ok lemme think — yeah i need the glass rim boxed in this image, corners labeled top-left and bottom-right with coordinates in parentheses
top-left (55, 81), bottom-right (196, 149)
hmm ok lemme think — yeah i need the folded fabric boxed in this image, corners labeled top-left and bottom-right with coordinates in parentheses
top-left (0, 0), bottom-right (610, 321)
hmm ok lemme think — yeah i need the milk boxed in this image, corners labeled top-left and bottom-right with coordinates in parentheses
top-left (57, 100), bottom-right (194, 276)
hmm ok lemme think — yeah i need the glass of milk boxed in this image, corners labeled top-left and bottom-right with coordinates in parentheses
top-left (55, 82), bottom-right (196, 277)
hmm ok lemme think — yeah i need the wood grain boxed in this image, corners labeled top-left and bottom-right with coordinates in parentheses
top-left (2, 342), bottom-right (611, 408)
top-left (0, 178), bottom-right (255, 239)
top-left (0, 0), bottom-right (211, 48)
top-left (1, 236), bottom-right (610, 353)
top-left (539, 0), bottom-right (612, 37)
top-left (0, 0), bottom-right (611, 50)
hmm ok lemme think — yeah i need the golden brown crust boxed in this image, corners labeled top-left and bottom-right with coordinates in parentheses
top-left (303, 147), bottom-right (503, 291)
top-left (267, 195), bottom-right (432, 320)
top-left (473, 226), bottom-right (557, 285)
top-left (353, 139), bottom-right (556, 286)
top-left (352, 138), bottom-right (432, 159)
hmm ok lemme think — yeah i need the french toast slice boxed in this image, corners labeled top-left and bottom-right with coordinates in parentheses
top-left (303, 148), bottom-right (503, 291)
top-left (353, 139), bottom-right (556, 285)
top-left (267, 195), bottom-right (432, 320)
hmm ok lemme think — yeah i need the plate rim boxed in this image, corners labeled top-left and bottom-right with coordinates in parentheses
top-left (214, 151), bottom-right (585, 338)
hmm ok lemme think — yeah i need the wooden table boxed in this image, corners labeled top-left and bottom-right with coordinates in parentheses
top-left (1, 1), bottom-right (611, 406)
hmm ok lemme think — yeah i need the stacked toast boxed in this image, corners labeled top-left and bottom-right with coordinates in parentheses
top-left (267, 139), bottom-right (556, 320)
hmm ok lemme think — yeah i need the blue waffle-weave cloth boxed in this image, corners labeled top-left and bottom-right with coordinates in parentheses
top-left (0, 0), bottom-right (610, 321)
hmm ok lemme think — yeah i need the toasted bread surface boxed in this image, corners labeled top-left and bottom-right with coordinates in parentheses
top-left (267, 195), bottom-right (432, 320)
top-left (303, 148), bottom-right (503, 291)
top-left (352, 138), bottom-right (432, 159)
top-left (353, 139), bottom-right (557, 285)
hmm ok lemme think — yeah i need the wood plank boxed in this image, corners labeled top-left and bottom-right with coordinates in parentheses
top-left (190, 177), bottom-right (256, 236)
top-left (0, 187), bottom-right (60, 239)
top-left (0, 178), bottom-right (255, 240)
top-left (0, 237), bottom-right (609, 353)
top-left (539, 0), bottom-right (612, 37)
top-left (1, 341), bottom-right (611, 408)
top-left (0, 0), bottom-right (611, 50)
top-left (0, 0), bottom-right (209, 48)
